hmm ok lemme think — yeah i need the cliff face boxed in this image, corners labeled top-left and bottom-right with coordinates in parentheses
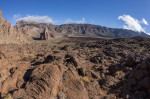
top-left (16, 21), bottom-right (150, 39)
top-left (0, 10), bottom-right (26, 44)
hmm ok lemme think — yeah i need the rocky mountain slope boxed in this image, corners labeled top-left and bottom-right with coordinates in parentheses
top-left (1, 9), bottom-right (150, 43)
top-left (0, 37), bottom-right (150, 99)
top-left (0, 10), bottom-right (26, 44)
top-left (16, 20), bottom-right (150, 40)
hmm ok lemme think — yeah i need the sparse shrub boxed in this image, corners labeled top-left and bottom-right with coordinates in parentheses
top-left (22, 54), bottom-right (35, 62)
top-left (114, 71), bottom-right (123, 78)
top-left (82, 76), bottom-right (90, 83)
top-left (2, 93), bottom-right (13, 99)
top-left (58, 83), bottom-right (64, 92)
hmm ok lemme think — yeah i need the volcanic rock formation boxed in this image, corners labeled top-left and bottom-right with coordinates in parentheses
top-left (0, 10), bottom-right (5, 25)
top-left (0, 37), bottom-right (150, 99)
top-left (0, 10), bottom-right (26, 44)
top-left (40, 27), bottom-right (54, 40)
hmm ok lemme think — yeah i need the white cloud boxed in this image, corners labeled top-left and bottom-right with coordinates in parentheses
top-left (13, 14), bottom-right (86, 24)
top-left (118, 15), bottom-right (145, 32)
top-left (76, 18), bottom-right (86, 24)
top-left (142, 18), bottom-right (149, 25)
top-left (145, 32), bottom-right (150, 35)
top-left (13, 14), bottom-right (22, 19)
top-left (16, 15), bottom-right (54, 23)
top-left (65, 19), bottom-right (74, 23)
top-left (65, 18), bottom-right (86, 24)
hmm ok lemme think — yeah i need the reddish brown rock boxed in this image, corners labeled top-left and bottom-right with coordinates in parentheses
top-left (62, 70), bottom-right (89, 99)
top-left (1, 36), bottom-right (150, 99)
top-left (13, 64), bottom-right (61, 99)
top-left (101, 76), bottom-right (119, 89)
top-left (0, 40), bottom-right (3, 44)
top-left (0, 10), bottom-right (27, 44)
top-left (40, 27), bottom-right (54, 40)
top-left (0, 9), bottom-right (5, 25)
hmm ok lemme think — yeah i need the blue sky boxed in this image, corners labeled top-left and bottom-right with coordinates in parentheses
top-left (1, 0), bottom-right (150, 33)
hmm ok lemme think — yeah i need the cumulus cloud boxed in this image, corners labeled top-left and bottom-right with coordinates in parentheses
top-left (142, 18), bottom-right (149, 25)
top-left (118, 15), bottom-right (145, 32)
top-left (13, 14), bottom-right (22, 19)
top-left (15, 15), bottom-right (54, 23)
top-left (76, 18), bottom-right (86, 24)
top-left (13, 14), bottom-right (86, 25)
top-left (65, 18), bottom-right (86, 24)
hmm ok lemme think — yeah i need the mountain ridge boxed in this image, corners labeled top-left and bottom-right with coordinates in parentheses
top-left (1, 9), bottom-right (150, 44)
top-left (15, 20), bottom-right (150, 39)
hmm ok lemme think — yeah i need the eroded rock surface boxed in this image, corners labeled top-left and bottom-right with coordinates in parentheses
top-left (40, 27), bottom-right (54, 40)
top-left (0, 36), bottom-right (150, 99)
top-left (0, 10), bottom-right (26, 44)
top-left (13, 64), bottom-right (61, 99)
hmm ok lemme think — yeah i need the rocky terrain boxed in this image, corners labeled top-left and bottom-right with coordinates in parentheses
top-left (1, 10), bottom-right (150, 99)
top-left (0, 37), bottom-right (150, 99)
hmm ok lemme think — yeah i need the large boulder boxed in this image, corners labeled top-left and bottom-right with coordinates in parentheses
top-left (13, 64), bottom-right (62, 99)
top-left (122, 57), bottom-right (150, 98)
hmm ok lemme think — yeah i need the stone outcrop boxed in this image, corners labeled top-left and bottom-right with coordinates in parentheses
top-left (40, 27), bottom-right (54, 40)
top-left (0, 10), bottom-right (27, 44)
top-left (0, 10), bottom-right (14, 36)
top-left (13, 64), bottom-right (62, 99)
top-left (122, 57), bottom-right (150, 98)
top-left (0, 10), bottom-right (5, 25)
